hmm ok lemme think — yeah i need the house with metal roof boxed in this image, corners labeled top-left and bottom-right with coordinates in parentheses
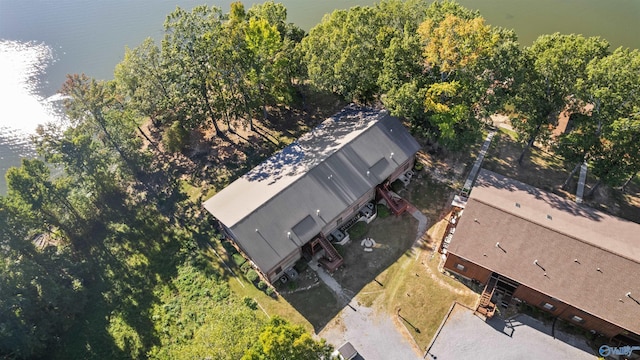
top-left (204, 106), bottom-right (421, 282)
top-left (443, 169), bottom-right (640, 344)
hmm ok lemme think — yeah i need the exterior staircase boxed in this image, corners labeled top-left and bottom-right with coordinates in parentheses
top-left (376, 185), bottom-right (408, 215)
top-left (476, 274), bottom-right (498, 318)
top-left (318, 235), bottom-right (343, 271)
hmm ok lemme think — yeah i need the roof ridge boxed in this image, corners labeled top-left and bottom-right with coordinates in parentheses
top-left (228, 109), bottom-right (388, 227)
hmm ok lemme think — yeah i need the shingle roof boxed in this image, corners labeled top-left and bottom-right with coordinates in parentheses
top-left (203, 106), bottom-right (420, 274)
top-left (448, 169), bottom-right (640, 334)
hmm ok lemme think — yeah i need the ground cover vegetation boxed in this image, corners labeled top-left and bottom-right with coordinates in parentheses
top-left (1, 0), bottom-right (638, 358)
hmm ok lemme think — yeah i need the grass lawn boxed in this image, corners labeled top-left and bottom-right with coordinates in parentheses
top-left (352, 174), bottom-right (479, 351)
top-left (202, 239), bottom-right (319, 333)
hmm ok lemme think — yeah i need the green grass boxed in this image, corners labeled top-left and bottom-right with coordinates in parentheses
top-left (347, 221), bottom-right (367, 239)
top-left (179, 180), bottom-right (202, 203)
top-left (377, 204), bottom-right (391, 218)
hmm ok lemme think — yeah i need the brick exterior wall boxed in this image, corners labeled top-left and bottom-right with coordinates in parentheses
top-left (444, 253), bottom-right (632, 339)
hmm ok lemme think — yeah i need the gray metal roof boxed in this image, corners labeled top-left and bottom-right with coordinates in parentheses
top-left (203, 106), bottom-right (421, 273)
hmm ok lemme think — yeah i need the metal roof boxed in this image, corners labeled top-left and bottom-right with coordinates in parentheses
top-left (203, 106), bottom-right (421, 274)
top-left (448, 169), bottom-right (640, 334)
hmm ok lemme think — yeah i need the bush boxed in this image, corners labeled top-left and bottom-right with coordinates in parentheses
top-left (413, 161), bottom-right (424, 171)
top-left (221, 240), bottom-right (236, 254)
top-left (347, 221), bottom-right (367, 239)
top-left (240, 261), bottom-right (252, 274)
top-left (243, 297), bottom-right (257, 310)
top-left (390, 179), bottom-right (404, 193)
top-left (377, 204), bottom-right (391, 218)
top-left (293, 259), bottom-right (308, 273)
top-left (246, 270), bottom-right (259, 283)
top-left (232, 253), bottom-right (246, 266)
top-left (265, 287), bottom-right (276, 298)
top-left (257, 281), bottom-right (267, 290)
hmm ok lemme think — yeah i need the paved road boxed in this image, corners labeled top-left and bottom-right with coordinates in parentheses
top-left (427, 304), bottom-right (597, 360)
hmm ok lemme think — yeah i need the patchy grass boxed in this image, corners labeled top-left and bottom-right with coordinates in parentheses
top-left (333, 213), bottom-right (419, 294)
top-left (483, 131), bottom-right (640, 222)
top-left (350, 173), bottom-right (478, 351)
top-left (379, 252), bottom-right (477, 351)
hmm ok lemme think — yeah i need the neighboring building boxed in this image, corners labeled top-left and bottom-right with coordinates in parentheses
top-left (204, 106), bottom-right (420, 283)
top-left (443, 169), bottom-right (640, 344)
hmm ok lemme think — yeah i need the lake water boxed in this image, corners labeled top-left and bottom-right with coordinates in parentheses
top-left (1, 0), bottom-right (639, 194)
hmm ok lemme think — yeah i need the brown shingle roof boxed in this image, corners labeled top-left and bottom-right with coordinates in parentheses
top-left (448, 169), bottom-right (640, 334)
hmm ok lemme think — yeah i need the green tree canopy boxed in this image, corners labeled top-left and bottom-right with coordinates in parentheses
top-left (242, 317), bottom-right (332, 360)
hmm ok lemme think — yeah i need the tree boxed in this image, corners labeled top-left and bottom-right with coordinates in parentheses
top-left (242, 317), bottom-right (332, 360)
top-left (61, 74), bottom-right (147, 179)
top-left (164, 120), bottom-right (190, 152)
top-left (114, 38), bottom-right (178, 126)
top-left (163, 6), bottom-right (226, 136)
top-left (413, 2), bottom-right (519, 149)
top-left (5, 159), bottom-right (84, 242)
top-left (560, 47), bottom-right (640, 193)
top-left (300, 6), bottom-right (387, 102)
top-left (0, 194), bottom-right (87, 359)
top-left (511, 33), bottom-right (610, 164)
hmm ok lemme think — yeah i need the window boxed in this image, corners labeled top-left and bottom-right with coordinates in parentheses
top-left (541, 302), bottom-right (556, 311)
top-left (455, 263), bottom-right (466, 272)
top-left (571, 315), bottom-right (585, 324)
top-left (337, 217), bottom-right (343, 226)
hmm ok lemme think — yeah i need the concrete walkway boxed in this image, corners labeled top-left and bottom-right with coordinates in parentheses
top-left (576, 161), bottom-right (588, 204)
top-left (461, 131), bottom-right (496, 196)
top-left (408, 205), bottom-right (429, 244)
top-left (308, 259), bottom-right (348, 305)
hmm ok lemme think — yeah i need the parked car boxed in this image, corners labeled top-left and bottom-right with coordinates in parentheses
top-left (332, 342), bottom-right (358, 360)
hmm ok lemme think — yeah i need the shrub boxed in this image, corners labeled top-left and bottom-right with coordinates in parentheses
top-left (221, 240), bottom-right (236, 254)
top-left (240, 261), bottom-right (252, 274)
top-left (390, 179), bottom-right (404, 193)
top-left (243, 297), bottom-right (257, 310)
top-left (293, 259), bottom-right (308, 273)
top-left (265, 287), bottom-right (276, 298)
top-left (232, 253), bottom-right (246, 266)
top-left (376, 204), bottom-right (391, 218)
top-left (347, 221), bottom-right (367, 239)
top-left (246, 270), bottom-right (259, 283)
top-left (257, 281), bottom-right (267, 290)
top-left (413, 161), bottom-right (424, 171)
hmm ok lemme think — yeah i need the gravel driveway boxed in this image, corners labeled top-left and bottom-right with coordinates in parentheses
top-left (320, 302), bottom-right (423, 360)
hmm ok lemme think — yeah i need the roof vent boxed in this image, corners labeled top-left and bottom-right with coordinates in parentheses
top-left (546, 214), bottom-right (552, 220)
top-left (515, 202), bottom-right (521, 208)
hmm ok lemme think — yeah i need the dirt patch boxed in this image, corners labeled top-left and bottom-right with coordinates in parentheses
top-left (484, 129), bottom-right (640, 222)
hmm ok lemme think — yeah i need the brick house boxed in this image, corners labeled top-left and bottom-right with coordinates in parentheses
top-left (443, 169), bottom-right (640, 344)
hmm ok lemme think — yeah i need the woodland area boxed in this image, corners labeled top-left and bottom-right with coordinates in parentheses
top-left (1, 0), bottom-right (639, 359)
